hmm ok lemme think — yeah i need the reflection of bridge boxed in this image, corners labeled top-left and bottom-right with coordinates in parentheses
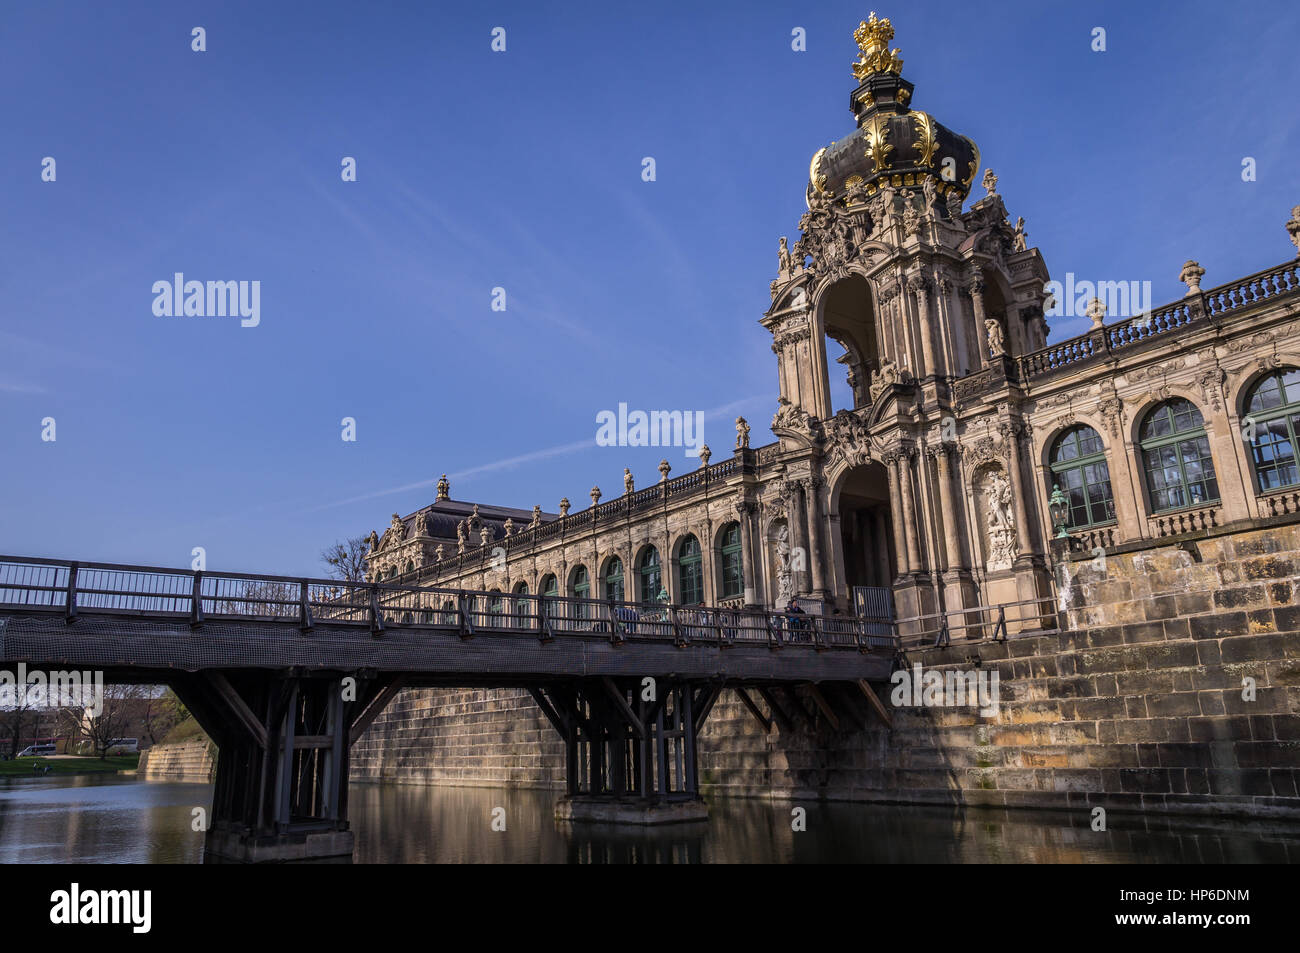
top-left (0, 555), bottom-right (897, 861)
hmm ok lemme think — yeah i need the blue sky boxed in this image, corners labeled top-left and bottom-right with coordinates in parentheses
top-left (2, 0), bottom-right (1298, 577)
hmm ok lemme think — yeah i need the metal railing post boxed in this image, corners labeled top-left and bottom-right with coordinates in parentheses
top-left (457, 591), bottom-right (473, 639)
top-left (299, 579), bottom-right (313, 633)
top-left (190, 571), bottom-right (203, 628)
top-left (538, 595), bottom-right (554, 642)
top-left (369, 585), bottom-right (384, 637)
top-left (64, 562), bottom-right (79, 622)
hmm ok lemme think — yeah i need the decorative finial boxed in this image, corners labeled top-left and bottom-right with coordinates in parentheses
top-left (436, 474), bottom-right (449, 501)
top-left (559, 497), bottom-right (571, 517)
top-left (699, 444), bottom-right (712, 467)
top-left (435, 543), bottom-right (445, 562)
top-left (852, 12), bottom-right (903, 79)
top-left (658, 459), bottom-right (671, 482)
top-left (590, 486), bottom-right (601, 506)
top-left (1179, 260), bottom-right (1205, 296)
top-left (623, 468), bottom-right (634, 494)
top-left (479, 525), bottom-right (492, 547)
top-left (1085, 297), bottom-right (1106, 328)
top-left (504, 517), bottom-right (514, 537)
top-left (981, 168), bottom-right (998, 196)
top-left (530, 505), bottom-right (542, 528)
top-left (1286, 205), bottom-right (1300, 257)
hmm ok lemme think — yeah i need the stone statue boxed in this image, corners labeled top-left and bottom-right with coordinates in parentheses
top-left (778, 236), bottom-right (793, 276)
top-left (1287, 205), bottom-right (1300, 257)
top-left (434, 543), bottom-right (445, 562)
top-left (735, 416), bottom-right (751, 450)
top-left (984, 471), bottom-right (1018, 571)
top-left (775, 525), bottom-right (795, 607)
top-left (436, 474), bottom-right (450, 501)
top-left (921, 176), bottom-right (937, 212)
top-left (456, 521), bottom-right (467, 554)
top-left (530, 505), bottom-right (542, 528)
top-left (902, 201), bottom-right (920, 237)
top-left (624, 468), bottom-right (634, 494)
top-left (946, 190), bottom-right (963, 221)
top-left (1011, 217), bottom-right (1027, 252)
top-left (985, 316), bottom-right (1007, 357)
top-left (503, 517), bottom-right (514, 537)
top-left (364, 530), bottom-right (380, 554)
top-left (699, 444), bottom-right (711, 467)
top-left (982, 168), bottom-right (998, 196)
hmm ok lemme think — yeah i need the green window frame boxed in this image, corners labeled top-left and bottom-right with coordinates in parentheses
top-left (1245, 368), bottom-right (1300, 492)
top-left (677, 535), bottom-right (703, 606)
top-left (541, 574), bottom-right (558, 597)
top-left (638, 547), bottom-right (662, 604)
top-left (720, 522), bottom-right (744, 598)
top-left (1139, 398), bottom-right (1219, 513)
top-left (1048, 425), bottom-right (1115, 530)
top-left (604, 557), bottom-right (625, 601)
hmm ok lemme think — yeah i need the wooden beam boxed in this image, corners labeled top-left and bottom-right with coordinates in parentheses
top-left (528, 688), bottom-right (570, 742)
top-left (349, 675), bottom-right (406, 745)
top-left (856, 678), bottom-right (894, 729)
top-left (600, 677), bottom-right (645, 739)
top-left (733, 687), bottom-right (771, 733)
top-left (805, 683), bottom-right (840, 731)
top-left (756, 686), bottom-right (795, 733)
top-left (203, 671), bottom-right (268, 749)
top-left (693, 683), bottom-right (724, 733)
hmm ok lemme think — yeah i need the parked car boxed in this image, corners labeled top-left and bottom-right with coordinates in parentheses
top-left (104, 738), bottom-right (139, 755)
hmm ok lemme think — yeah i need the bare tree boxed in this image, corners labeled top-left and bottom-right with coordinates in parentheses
top-left (321, 536), bottom-right (370, 583)
top-left (0, 686), bottom-right (39, 758)
top-left (60, 685), bottom-right (139, 759)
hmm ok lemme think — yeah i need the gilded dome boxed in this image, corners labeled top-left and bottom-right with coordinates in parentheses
top-left (807, 13), bottom-right (980, 206)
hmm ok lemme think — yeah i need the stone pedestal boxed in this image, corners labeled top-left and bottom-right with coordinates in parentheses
top-left (203, 825), bottom-right (354, 864)
top-left (555, 797), bottom-right (709, 826)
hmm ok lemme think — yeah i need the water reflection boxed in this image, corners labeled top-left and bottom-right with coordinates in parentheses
top-left (2, 775), bottom-right (1298, 863)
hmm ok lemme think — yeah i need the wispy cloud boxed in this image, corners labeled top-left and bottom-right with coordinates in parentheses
top-left (304, 392), bottom-right (770, 514)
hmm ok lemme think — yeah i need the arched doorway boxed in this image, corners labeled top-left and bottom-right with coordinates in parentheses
top-left (818, 274), bottom-right (880, 417)
top-left (832, 461), bottom-right (895, 599)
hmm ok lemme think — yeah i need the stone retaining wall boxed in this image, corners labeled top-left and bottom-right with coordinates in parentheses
top-left (138, 739), bottom-right (216, 783)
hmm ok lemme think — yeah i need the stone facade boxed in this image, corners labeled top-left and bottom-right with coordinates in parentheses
top-left (350, 14), bottom-right (1300, 816)
top-left (137, 739), bottom-right (216, 783)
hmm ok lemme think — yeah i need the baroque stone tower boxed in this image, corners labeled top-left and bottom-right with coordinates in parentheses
top-left (763, 12), bottom-right (1055, 624)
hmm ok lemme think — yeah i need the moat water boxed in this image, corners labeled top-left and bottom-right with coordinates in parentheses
top-left (3, 774), bottom-right (1298, 863)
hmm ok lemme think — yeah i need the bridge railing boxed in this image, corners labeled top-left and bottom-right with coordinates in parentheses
top-left (0, 555), bottom-right (900, 653)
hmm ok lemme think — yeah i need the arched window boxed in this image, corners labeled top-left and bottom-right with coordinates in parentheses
top-left (604, 557), bottom-right (625, 601)
top-left (719, 522), bottom-right (744, 599)
top-left (540, 574), bottom-right (558, 598)
top-left (404, 561), bottom-right (415, 575)
top-left (487, 589), bottom-right (503, 617)
top-left (1140, 398), bottom-right (1219, 512)
top-left (677, 535), bottom-right (703, 606)
top-left (513, 581), bottom-right (529, 596)
top-left (1048, 426), bottom-right (1115, 529)
top-left (638, 547), bottom-right (662, 604)
top-left (1245, 368), bottom-right (1300, 492)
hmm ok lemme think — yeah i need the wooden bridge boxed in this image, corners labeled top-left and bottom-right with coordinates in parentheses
top-left (0, 555), bottom-right (897, 861)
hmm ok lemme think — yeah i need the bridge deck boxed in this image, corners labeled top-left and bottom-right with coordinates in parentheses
top-left (0, 556), bottom-right (897, 684)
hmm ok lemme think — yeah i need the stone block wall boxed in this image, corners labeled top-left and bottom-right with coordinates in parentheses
top-left (138, 739), bottom-right (216, 783)
top-left (349, 687), bottom-right (564, 788)
top-left (350, 524), bottom-right (1300, 818)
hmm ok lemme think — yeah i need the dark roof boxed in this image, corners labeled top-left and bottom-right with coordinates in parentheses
top-left (399, 498), bottom-right (558, 542)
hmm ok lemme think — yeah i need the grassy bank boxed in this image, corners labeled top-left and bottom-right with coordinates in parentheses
top-left (0, 755), bottom-right (139, 777)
